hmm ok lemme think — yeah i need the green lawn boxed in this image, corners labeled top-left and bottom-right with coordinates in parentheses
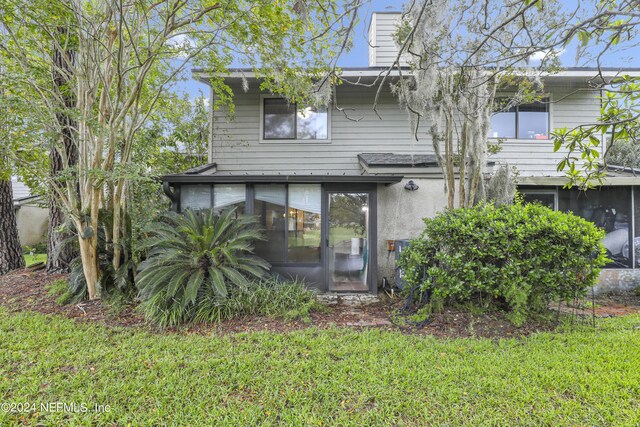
top-left (24, 253), bottom-right (47, 267)
top-left (1, 309), bottom-right (639, 426)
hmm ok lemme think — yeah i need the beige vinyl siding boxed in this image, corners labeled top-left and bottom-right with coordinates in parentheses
top-left (211, 80), bottom-right (601, 178)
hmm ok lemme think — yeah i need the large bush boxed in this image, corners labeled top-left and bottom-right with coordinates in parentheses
top-left (136, 208), bottom-right (271, 326)
top-left (399, 202), bottom-right (608, 325)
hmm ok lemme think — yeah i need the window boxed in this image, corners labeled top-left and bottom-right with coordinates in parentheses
top-left (180, 184), bottom-right (246, 214)
top-left (213, 184), bottom-right (245, 216)
top-left (179, 183), bottom-right (323, 264)
top-left (180, 185), bottom-right (212, 211)
top-left (520, 186), bottom-right (638, 269)
top-left (288, 184), bottom-right (321, 262)
top-left (253, 184), bottom-right (322, 263)
top-left (490, 98), bottom-right (549, 140)
top-left (254, 184), bottom-right (287, 262)
top-left (558, 187), bottom-right (632, 268)
top-left (520, 190), bottom-right (557, 210)
top-left (263, 98), bottom-right (328, 140)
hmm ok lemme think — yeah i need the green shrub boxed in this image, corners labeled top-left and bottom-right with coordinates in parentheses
top-left (399, 202), bottom-right (608, 325)
top-left (194, 277), bottom-right (325, 324)
top-left (136, 208), bottom-right (271, 326)
top-left (22, 241), bottom-right (47, 255)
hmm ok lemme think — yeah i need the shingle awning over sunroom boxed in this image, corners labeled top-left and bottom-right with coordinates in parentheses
top-left (358, 152), bottom-right (496, 177)
top-left (161, 163), bottom-right (404, 185)
top-left (164, 175), bottom-right (404, 184)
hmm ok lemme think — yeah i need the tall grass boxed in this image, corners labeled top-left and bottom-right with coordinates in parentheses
top-left (193, 277), bottom-right (325, 323)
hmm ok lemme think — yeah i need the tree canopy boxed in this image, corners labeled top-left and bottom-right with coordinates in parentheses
top-left (0, 0), bottom-right (361, 297)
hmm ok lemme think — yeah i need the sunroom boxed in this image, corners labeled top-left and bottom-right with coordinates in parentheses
top-left (162, 169), bottom-right (402, 294)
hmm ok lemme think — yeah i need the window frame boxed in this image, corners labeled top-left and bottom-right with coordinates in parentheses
top-left (490, 96), bottom-right (552, 141)
top-left (519, 188), bottom-right (558, 210)
top-left (252, 183), bottom-right (323, 265)
top-left (259, 95), bottom-right (331, 144)
top-left (179, 184), bottom-right (247, 214)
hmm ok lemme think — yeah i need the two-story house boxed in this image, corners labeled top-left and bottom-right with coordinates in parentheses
top-left (162, 12), bottom-right (640, 294)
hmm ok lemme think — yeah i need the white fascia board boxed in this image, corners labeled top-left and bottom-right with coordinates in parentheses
top-left (193, 69), bottom-right (405, 81)
top-left (518, 176), bottom-right (640, 186)
top-left (194, 68), bottom-right (640, 84)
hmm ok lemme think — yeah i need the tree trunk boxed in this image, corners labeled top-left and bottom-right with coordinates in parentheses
top-left (78, 233), bottom-right (99, 299)
top-left (78, 186), bottom-right (102, 300)
top-left (47, 147), bottom-right (77, 272)
top-left (47, 26), bottom-right (78, 272)
top-left (458, 121), bottom-right (468, 208)
top-left (0, 179), bottom-right (25, 274)
top-left (445, 111), bottom-right (456, 209)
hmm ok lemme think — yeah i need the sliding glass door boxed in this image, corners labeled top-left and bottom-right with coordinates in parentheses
top-left (327, 192), bottom-right (370, 292)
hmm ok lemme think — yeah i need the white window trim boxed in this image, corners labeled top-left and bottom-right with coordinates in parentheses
top-left (489, 93), bottom-right (553, 142)
top-left (259, 94), bottom-right (332, 144)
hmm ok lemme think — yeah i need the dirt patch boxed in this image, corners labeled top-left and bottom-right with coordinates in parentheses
top-left (0, 269), bottom-right (145, 328)
top-left (553, 293), bottom-right (640, 318)
top-left (1, 269), bottom-right (639, 338)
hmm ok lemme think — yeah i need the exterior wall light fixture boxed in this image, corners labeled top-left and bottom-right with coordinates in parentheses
top-left (404, 180), bottom-right (419, 191)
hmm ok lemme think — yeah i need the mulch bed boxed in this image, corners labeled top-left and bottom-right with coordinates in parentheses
top-left (1, 269), bottom-right (639, 339)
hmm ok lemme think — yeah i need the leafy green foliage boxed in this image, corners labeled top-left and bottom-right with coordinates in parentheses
top-left (136, 208), bottom-right (270, 326)
top-left (126, 93), bottom-right (210, 263)
top-left (553, 76), bottom-right (640, 188)
top-left (605, 137), bottom-right (640, 168)
top-left (1, 0), bottom-right (360, 297)
top-left (399, 203), bottom-right (608, 325)
top-left (194, 277), bottom-right (325, 324)
top-left (2, 309), bottom-right (640, 425)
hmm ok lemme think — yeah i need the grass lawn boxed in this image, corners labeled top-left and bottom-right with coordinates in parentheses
top-left (1, 310), bottom-right (639, 426)
top-left (24, 253), bottom-right (47, 267)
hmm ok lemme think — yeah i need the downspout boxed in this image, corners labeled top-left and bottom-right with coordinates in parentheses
top-left (208, 84), bottom-right (215, 164)
top-left (600, 86), bottom-right (605, 157)
top-left (162, 181), bottom-right (179, 212)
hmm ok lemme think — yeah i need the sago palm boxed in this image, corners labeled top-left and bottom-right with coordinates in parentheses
top-left (136, 208), bottom-right (270, 326)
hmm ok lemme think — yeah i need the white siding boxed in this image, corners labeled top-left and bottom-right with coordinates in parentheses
top-left (212, 83), bottom-right (418, 175)
top-left (368, 12), bottom-right (408, 68)
top-left (491, 83), bottom-right (601, 176)
top-left (11, 177), bottom-right (31, 200)
top-left (211, 80), bottom-right (601, 178)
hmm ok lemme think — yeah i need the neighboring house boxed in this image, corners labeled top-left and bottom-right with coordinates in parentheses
top-left (162, 12), bottom-right (640, 294)
top-left (12, 177), bottom-right (48, 247)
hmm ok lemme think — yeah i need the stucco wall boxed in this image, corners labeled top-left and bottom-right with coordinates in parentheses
top-left (15, 205), bottom-right (48, 247)
top-left (376, 179), bottom-right (454, 285)
top-left (595, 269), bottom-right (640, 294)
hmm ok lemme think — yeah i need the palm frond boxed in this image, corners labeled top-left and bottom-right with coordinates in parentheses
top-left (136, 207), bottom-right (270, 326)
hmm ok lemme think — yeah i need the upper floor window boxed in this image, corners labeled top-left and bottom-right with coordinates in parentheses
top-left (263, 98), bottom-right (328, 140)
top-left (490, 98), bottom-right (549, 140)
